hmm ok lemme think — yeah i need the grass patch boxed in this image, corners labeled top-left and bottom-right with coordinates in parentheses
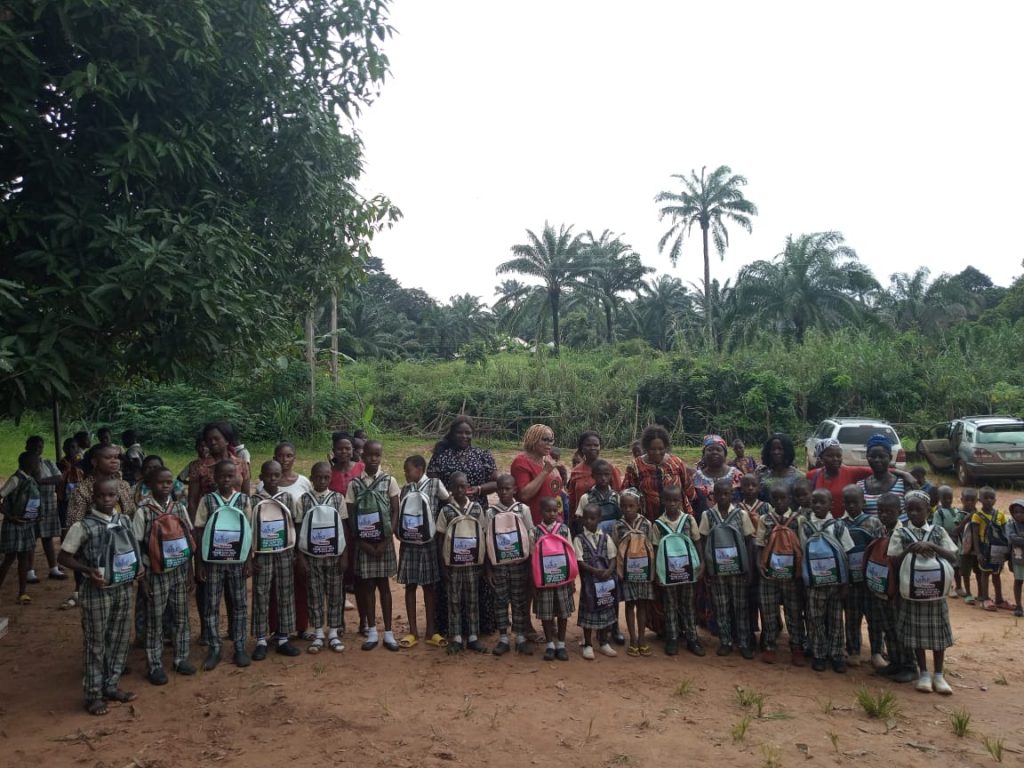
top-left (817, 697), bottom-right (833, 715)
top-left (312, 661), bottom-right (326, 678)
top-left (674, 679), bottom-right (694, 697)
top-left (731, 716), bottom-right (751, 742)
top-left (460, 695), bottom-right (474, 718)
top-left (983, 736), bottom-right (1005, 763)
top-left (762, 744), bottom-right (782, 768)
top-left (828, 731), bottom-right (839, 753)
top-left (949, 707), bottom-right (971, 738)
top-left (609, 754), bottom-right (631, 766)
top-left (855, 687), bottom-right (900, 719)
top-left (993, 673), bottom-right (1008, 686)
top-left (735, 687), bottom-right (768, 717)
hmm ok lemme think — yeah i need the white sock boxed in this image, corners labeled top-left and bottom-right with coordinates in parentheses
top-left (327, 628), bottom-right (338, 640)
top-left (556, 640), bottom-right (566, 650)
top-left (547, 641), bottom-right (555, 650)
top-left (256, 637), bottom-right (268, 646)
top-left (277, 634), bottom-right (289, 645)
top-left (366, 627), bottom-right (379, 642)
top-left (515, 634), bottom-right (526, 644)
top-left (468, 634), bottom-right (478, 643)
top-left (316, 628), bottom-right (326, 640)
top-left (26, 570), bottom-right (36, 579)
top-left (453, 634), bottom-right (463, 644)
top-left (383, 630), bottom-right (395, 644)
top-left (499, 633), bottom-right (509, 644)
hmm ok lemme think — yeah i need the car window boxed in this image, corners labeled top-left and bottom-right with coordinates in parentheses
top-left (815, 423), bottom-right (833, 439)
top-left (836, 425), bottom-right (898, 445)
top-left (975, 425), bottom-right (1024, 444)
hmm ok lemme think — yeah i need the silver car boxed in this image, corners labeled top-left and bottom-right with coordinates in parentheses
top-left (805, 418), bottom-right (907, 471)
top-left (916, 416), bottom-right (1024, 485)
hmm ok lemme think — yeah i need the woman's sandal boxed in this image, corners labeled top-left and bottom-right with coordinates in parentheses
top-left (307, 638), bottom-right (324, 654)
top-left (426, 633), bottom-right (448, 648)
top-left (85, 699), bottom-right (108, 716)
top-left (17, 594), bottom-right (31, 605)
top-left (60, 595), bottom-right (78, 610)
top-left (398, 634), bottom-right (418, 649)
top-left (982, 599), bottom-right (997, 612)
top-left (329, 637), bottom-right (345, 653)
top-left (627, 645), bottom-right (641, 657)
top-left (638, 645), bottom-right (653, 657)
top-left (103, 689), bottom-right (137, 703)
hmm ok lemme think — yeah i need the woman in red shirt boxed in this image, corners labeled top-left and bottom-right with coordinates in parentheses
top-left (567, 430), bottom-right (623, 518)
top-left (807, 438), bottom-right (914, 518)
top-left (511, 424), bottom-right (567, 525)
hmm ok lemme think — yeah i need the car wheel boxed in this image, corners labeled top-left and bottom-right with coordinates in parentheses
top-left (955, 460), bottom-right (972, 486)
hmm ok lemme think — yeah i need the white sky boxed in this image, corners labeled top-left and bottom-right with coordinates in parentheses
top-left (357, 0), bottom-right (1024, 305)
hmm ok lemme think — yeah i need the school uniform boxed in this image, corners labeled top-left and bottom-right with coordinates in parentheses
top-left (34, 458), bottom-right (63, 539)
top-left (970, 508), bottom-right (1008, 574)
top-left (485, 501), bottom-right (533, 635)
top-left (345, 470), bottom-right (400, 579)
top-left (866, 526), bottom-right (911, 670)
top-left (532, 521), bottom-right (575, 620)
top-left (574, 527), bottom-right (618, 629)
top-left (1006, 520), bottom-right (1024, 582)
top-left (397, 478), bottom-right (448, 586)
top-left (800, 516), bottom-right (854, 662)
top-left (61, 509), bottom-right (134, 701)
top-left (250, 491), bottom-right (298, 640)
top-left (133, 496), bottom-right (193, 672)
top-left (298, 490), bottom-right (349, 631)
top-left (840, 512), bottom-right (885, 659)
top-left (740, 500), bottom-right (766, 635)
top-left (575, 487), bottom-right (621, 537)
top-left (699, 505), bottom-right (755, 650)
top-left (650, 514), bottom-right (701, 643)
top-left (756, 509), bottom-right (806, 651)
top-left (0, 471), bottom-right (40, 553)
top-left (437, 499), bottom-right (486, 635)
top-left (888, 521), bottom-right (956, 650)
top-left (613, 517), bottom-right (655, 602)
top-left (195, 492), bottom-right (253, 654)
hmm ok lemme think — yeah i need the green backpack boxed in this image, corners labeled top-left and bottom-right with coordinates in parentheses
top-left (8, 474), bottom-right (41, 522)
top-left (655, 515), bottom-right (701, 585)
top-left (351, 473), bottom-right (394, 542)
top-left (201, 492), bottom-right (253, 564)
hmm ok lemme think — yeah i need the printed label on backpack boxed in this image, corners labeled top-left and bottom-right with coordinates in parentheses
top-left (768, 553), bottom-right (794, 579)
top-left (594, 578), bottom-right (616, 608)
top-left (495, 531), bottom-right (524, 562)
top-left (666, 555), bottom-right (693, 583)
top-left (865, 560), bottom-right (890, 594)
top-left (1013, 545), bottom-right (1024, 567)
top-left (810, 555), bottom-right (838, 583)
top-left (714, 546), bottom-right (740, 574)
top-left (112, 551), bottom-right (137, 584)
top-left (357, 510), bottom-right (382, 541)
top-left (23, 498), bottom-right (40, 521)
top-left (212, 529), bottom-right (240, 559)
top-left (161, 537), bottom-right (191, 569)
top-left (848, 551), bottom-right (865, 571)
top-left (910, 565), bottom-right (943, 599)
top-left (452, 536), bottom-right (478, 565)
top-left (310, 526), bottom-right (337, 556)
top-left (542, 553), bottom-right (569, 585)
top-left (402, 513), bottom-right (424, 540)
top-left (626, 555), bottom-right (650, 582)
top-left (988, 544), bottom-right (1010, 563)
top-left (259, 519), bottom-right (287, 552)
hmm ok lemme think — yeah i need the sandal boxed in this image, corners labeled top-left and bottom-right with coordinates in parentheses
top-left (963, 595), bottom-right (976, 605)
top-left (398, 634), bottom-right (418, 649)
top-left (638, 645), bottom-right (652, 657)
top-left (997, 600), bottom-right (1015, 611)
top-left (300, 630), bottom-right (317, 642)
top-left (307, 638), bottom-right (324, 654)
top-left (60, 595), bottom-right (78, 610)
top-left (983, 599), bottom-right (997, 612)
top-left (85, 699), bottom-right (108, 716)
top-left (329, 637), bottom-right (345, 653)
top-left (17, 594), bottom-right (31, 605)
top-left (103, 689), bottom-right (137, 703)
top-left (627, 645), bottom-right (641, 657)
top-left (426, 633), bottom-right (449, 648)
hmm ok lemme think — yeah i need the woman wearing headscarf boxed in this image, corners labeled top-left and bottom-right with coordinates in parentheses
top-left (690, 435), bottom-right (744, 516)
top-left (857, 433), bottom-right (917, 514)
top-left (756, 433), bottom-right (804, 501)
top-left (623, 424), bottom-right (694, 522)
top-left (566, 431), bottom-right (622, 520)
top-left (808, 438), bottom-right (915, 518)
top-left (510, 424), bottom-right (567, 526)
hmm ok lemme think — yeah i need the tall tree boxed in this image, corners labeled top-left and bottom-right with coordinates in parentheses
top-left (633, 275), bottom-right (696, 351)
top-left (496, 223), bottom-right (587, 354)
top-left (655, 166), bottom-right (758, 343)
top-left (581, 230), bottom-right (653, 343)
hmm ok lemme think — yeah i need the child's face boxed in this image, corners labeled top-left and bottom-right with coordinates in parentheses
top-left (877, 501), bottom-right (900, 530)
top-left (496, 477), bottom-right (516, 506)
top-left (152, 470), bottom-right (174, 500)
top-left (663, 489), bottom-right (682, 517)
top-left (770, 488), bottom-right (789, 514)
top-left (403, 462), bottom-right (424, 484)
top-left (961, 491), bottom-right (978, 511)
top-left (311, 465), bottom-right (331, 492)
top-left (733, 440), bottom-right (745, 458)
top-left (793, 485), bottom-right (812, 509)
top-left (843, 488), bottom-right (864, 517)
top-left (713, 483), bottom-right (733, 509)
top-left (939, 488), bottom-right (954, 507)
top-left (362, 444), bottom-right (381, 474)
top-left (906, 498), bottom-right (929, 527)
top-left (333, 439), bottom-right (352, 464)
top-left (94, 480), bottom-right (119, 513)
top-left (215, 466), bottom-right (237, 496)
top-left (741, 475), bottom-right (759, 500)
top-left (911, 469), bottom-right (927, 485)
top-left (274, 444), bottom-right (296, 472)
top-left (631, 442), bottom-right (642, 459)
top-left (541, 498), bottom-right (561, 525)
top-left (621, 496), bottom-right (640, 520)
top-left (980, 490), bottom-right (996, 511)
top-left (811, 490), bottom-right (832, 519)
top-left (352, 438), bottom-right (365, 461)
top-left (928, 487), bottom-right (940, 507)
top-left (582, 505), bottom-right (600, 532)
top-left (592, 466), bottom-right (612, 488)
top-left (450, 476), bottom-right (468, 502)
top-left (1011, 505), bottom-right (1024, 524)
top-left (260, 461), bottom-right (282, 493)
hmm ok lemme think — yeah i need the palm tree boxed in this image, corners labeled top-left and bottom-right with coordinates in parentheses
top-left (655, 165), bottom-right (758, 343)
top-left (581, 230), bottom-right (653, 343)
top-left (732, 231), bottom-right (879, 344)
top-left (493, 279), bottom-right (548, 341)
top-left (633, 275), bottom-right (696, 351)
top-left (688, 278), bottom-right (737, 351)
top-left (496, 222), bottom-right (587, 354)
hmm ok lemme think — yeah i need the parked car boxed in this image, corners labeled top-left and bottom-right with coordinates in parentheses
top-left (915, 415), bottom-right (1024, 484)
top-left (805, 418), bottom-right (907, 471)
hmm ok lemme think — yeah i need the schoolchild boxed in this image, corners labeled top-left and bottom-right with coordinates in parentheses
top-left (574, 459), bottom-right (621, 537)
top-left (614, 489), bottom-right (654, 656)
top-left (484, 474), bottom-right (534, 655)
top-left (931, 485), bottom-right (965, 595)
top-left (756, 484), bottom-right (805, 665)
top-left (868, 493), bottom-right (916, 683)
top-left (956, 488), bottom-right (980, 603)
top-left (0, 452), bottom-right (42, 603)
top-left (533, 496), bottom-right (575, 661)
top-left (575, 502), bottom-right (618, 659)
top-left (1005, 500), bottom-right (1024, 617)
top-left (972, 486), bottom-right (1009, 611)
top-left (436, 471), bottom-right (486, 654)
top-left (839, 484), bottom-right (884, 667)
top-left (651, 485), bottom-right (703, 657)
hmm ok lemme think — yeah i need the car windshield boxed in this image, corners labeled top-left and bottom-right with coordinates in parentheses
top-left (975, 425), bottom-right (1024, 444)
top-left (836, 425), bottom-right (898, 445)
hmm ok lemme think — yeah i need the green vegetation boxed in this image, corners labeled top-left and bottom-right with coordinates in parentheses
top-left (855, 688), bottom-right (900, 720)
top-left (949, 707), bottom-right (971, 738)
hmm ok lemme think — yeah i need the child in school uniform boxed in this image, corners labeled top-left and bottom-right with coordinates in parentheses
top-left (972, 486), bottom-right (1010, 611)
top-left (534, 495), bottom-right (575, 661)
top-left (575, 502), bottom-right (618, 659)
top-left (133, 467), bottom-right (196, 683)
top-left (250, 460), bottom-right (301, 660)
top-left (297, 461), bottom-right (349, 653)
top-left (397, 455), bottom-right (448, 648)
top-left (700, 478), bottom-right (756, 658)
top-left (615, 488), bottom-right (654, 656)
top-left (651, 485), bottom-right (703, 657)
top-left (840, 484), bottom-right (884, 667)
top-left (801, 488), bottom-right (855, 672)
top-left (790, 478), bottom-right (813, 519)
top-left (436, 471), bottom-right (486, 653)
top-left (757, 484), bottom-right (806, 665)
top-left (738, 472), bottom-right (765, 645)
top-left (346, 440), bottom-right (401, 651)
top-left (485, 474), bottom-right (534, 656)
top-left (1006, 500), bottom-right (1024, 617)
top-left (194, 460), bottom-right (253, 670)
top-left (0, 452), bottom-right (42, 604)
top-left (956, 488), bottom-right (979, 603)
top-left (931, 485), bottom-right (965, 596)
top-left (58, 478), bottom-right (143, 715)
top-left (574, 459), bottom-right (621, 537)
top-left (869, 493), bottom-right (916, 683)
top-left (888, 490), bottom-right (957, 694)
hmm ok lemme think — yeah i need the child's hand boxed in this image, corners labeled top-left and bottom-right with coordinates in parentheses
top-left (141, 577), bottom-right (153, 599)
top-left (196, 563), bottom-right (207, 583)
top-left (759, 565), bottom-right (768, 579)
top-left (89, 568), bottom-right (105, 587)
top-left (242, 561), bottom-right (251, 578)
top-left (337, 556), bottom-right (348, 574)
top-left (136, 566), bottom-right (146, 583)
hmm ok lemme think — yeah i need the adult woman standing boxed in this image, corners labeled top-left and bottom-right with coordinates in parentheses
top-left (808, 438), bottom-right (916, 518)
top-left (427, 417), bottom-right (500, 638)
top-left (857, 434), bottom-right (916, 514)
top-left (567, 431), bottom-right (622, 518)
top-left (756, 433), bottom-right (804, 501)
top-left (690, 435), bottom-right (743, 515)
top-left (623, 425), bottom-right (694, 521)
top-left (510, 424), bottom-right (567, 526)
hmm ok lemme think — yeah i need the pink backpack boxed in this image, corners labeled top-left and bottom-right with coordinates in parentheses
top-left (531, 523), bottom-right (579, 588)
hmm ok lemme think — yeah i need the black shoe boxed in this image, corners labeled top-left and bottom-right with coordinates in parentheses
top-left (252, 644), bottom-right (268, 661)
top-left (515, 640), bottom-right (533, 656)
top-left (233, 649), bottom-right (251, 668)
top-left (716, 643), bottom-right (733, 657)
top-left (148, 667), bottom-right (168, 686)
top-left (446, 641), bottom-right (463, 655)
top-left (466, 640), bottom-right (487, 653)
top-left (832, 658), bottom-right (848, 673)
top-left (740, 646), bottom-right (754, 660)
top-left (203, 648), bottom-right (221, 671)
top-left (665, 638), bottom-right (679, 656)
top-left (174, 660), bottom-right (197, 676)
top-left (687, 640), bottom-right (706, 657)
top-left (276, 641), bottom-right (301, 657)
top-left (877, 663), bottom-right (901, 677)
top-left (555, 647), bottom-right (569, 661)
top-left (613, 632), bottom-right (626, 646)
top-left (493, 641), bottom-right (510, 656)
top-left (543, 647), bottom-right (556, 661)
top-left (892, 666), bottom-right (918, 684)
top-left (811, 657), bottom-right (827, 672)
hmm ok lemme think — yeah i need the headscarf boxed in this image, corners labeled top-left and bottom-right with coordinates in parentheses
top-left (904, 490), bottom-right (931, 507)
top-left (864, 433), bottom-right (893, 453)
top-left (702, 434), bottom-right (728, 453)
top-left (522, 424), bottom-right (553, 453)
top-left (814, 437), bottom-right (842, 459)
top-left (1010, 498), bottom-right (1024, 512)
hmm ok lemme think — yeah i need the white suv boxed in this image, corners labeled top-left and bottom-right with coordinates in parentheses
top-left (805, 418), bottom-right (907, 470)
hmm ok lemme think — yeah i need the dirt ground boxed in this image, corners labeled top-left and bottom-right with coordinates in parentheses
top-left (1, 472), bottom-right (1023, 768)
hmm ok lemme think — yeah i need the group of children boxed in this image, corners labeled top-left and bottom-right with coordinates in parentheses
top-left (5, 432), bottom-right (1023, 716)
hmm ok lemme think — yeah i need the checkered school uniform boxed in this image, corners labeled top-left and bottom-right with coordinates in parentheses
top-left (842, 513), bottom-right (885, 657)
top-left (299, 490), bottom-right (347, 631)
top-left (61, 510), bottom-right (133, 701)
top-left (134, 496), bottom-right (193, 671)
top-left (36, 458), bottom-right (63, 539)
top-left (756, 510), bottom-right (806, 649)
top-left (614, 517), bottom-right (655, 602)
top-left (198, 492), bottom-right (252, 653)
top-left (438, 500), bottom-right (485, 636)
top-left (250, 492), bottom-right (298, 639)
top-left (532, 522), bottom-right (576, 621)
top-left (651, 515), bottom-right (701, 643)
top-left (575, 528), bottom-right (618, 630)
top-left (486, 502), bottom-right (533, 634)
top-left (0, 471), bottom-right (41, 553)
top-left (800, 516), bottom-right (854, 661)
top-left (396, 478), bottom-right (446, 586)
top-left (888, 522), bottom-right (956, 651)
top-left (701, 506), bottom-right (755, 649)
top-left (347, 471), bottom-right (399, 580)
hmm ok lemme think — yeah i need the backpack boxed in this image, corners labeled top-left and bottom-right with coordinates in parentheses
top-left (84, 514), bottom-right (142, 587)
top-left (801, 518), bottom-right (849, 588)
top-left (654, 515), bottom-right (700, 585)
top-left (704, 507), bottom-right (749, 577)
top-left (1009, 521), bottom-right (1024, 569)
top-left (351, 473), bottom-right (394, 543)
top-left (616, 521), bottom-right (654, 583)
top-left (864, 535), bottom-right (896, 599)
top-left (8, 474), bottom-right (40, 522)
top-left (579, 531), bottom-right (617, 612)
top-left (845, 514), bottom-right (878, 583)
top-left (144, 499), bottom-right (194, 574)
top-left (298, 492), bottom-right (346, 558)
top-left (532, 522), bottom-right (578, 588)
top-left (589, 488), bottom-right (621, 523)
top-left (252, 496), bottom-right (296, 554)
top-left (442, 503), bottom-right (485, 568)
top-left (397, 480), bottom-right (436, 545)
top-left (979, 511), bottom-right (1010, 566)
top-left (201, 492), bottom-right (253, 564)
top-left (485, 504), bottom-right (531, 566)
top-left (898, 526), bottom-right (954, 601)
top-left (760, 513), bottom-right (802, 580)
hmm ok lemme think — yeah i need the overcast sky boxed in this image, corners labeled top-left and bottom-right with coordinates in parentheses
top-left (357, 1), bottom-right (1023, 305)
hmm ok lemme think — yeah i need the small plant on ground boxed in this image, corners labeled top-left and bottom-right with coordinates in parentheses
top-left (674, 678), bottom-right (694, 696)
top-left (950, 708), bottom-right (971, 738)
top-left (828, 731), bottom-right (839, 753)
top-left (732, 716), bottom-right (751, 742)
top-left (993, 673), bottom-right (1008, 686)
top-left (736, 687), bottom-right (768, 717)
top-left (983, 735), bottom-right (1005, 763)
top-left (762, 743), bottom-right (782, 768)
top-left (818, 697), bottom-right (833, 715)
top-left (855, 687), bottom-right (900, 719)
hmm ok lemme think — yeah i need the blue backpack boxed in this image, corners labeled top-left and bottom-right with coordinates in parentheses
top-left (801, 518), bottom-right (849, 588)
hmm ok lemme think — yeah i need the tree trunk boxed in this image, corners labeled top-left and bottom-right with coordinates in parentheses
top-left (550, 289), bottom-right (561, 355)
top-left (329, 289), bottom-right (339, 385)
top-left (701, 222), bottom-right (712, 346)
top-left (305, 310), bottom-right (316, 419)
top-left (604, 301), bottom-right (614, 344)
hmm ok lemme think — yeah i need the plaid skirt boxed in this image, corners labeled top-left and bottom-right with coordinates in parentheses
top-left (534, 584), bottom-right (575, 621)
top-left (397, 540), bottom-right (441, 586)
top-left (356, 540), bottom-right (398, 580)
top-left (620, 577), bottom-right (654, 603)
top-left (897, 597), bottom-right (953, 650)
top-left (578, 575), bottom-right (617, 629)
top-left (0, 520), bottom-right (36, 553)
